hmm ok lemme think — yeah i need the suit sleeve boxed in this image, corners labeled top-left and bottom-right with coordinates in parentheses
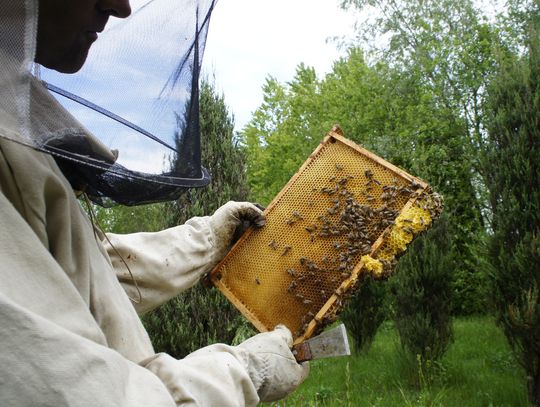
top-left (104, 216), bottom-right (222, 314)
top-left (0, 191), bottom-right (260, 407)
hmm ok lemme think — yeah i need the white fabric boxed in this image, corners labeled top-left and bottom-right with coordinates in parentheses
top-left (0, 137), bottom-right (264, 406)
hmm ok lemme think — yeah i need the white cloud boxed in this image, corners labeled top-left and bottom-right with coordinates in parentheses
top-left (203, 0), bottom-right (357, 130)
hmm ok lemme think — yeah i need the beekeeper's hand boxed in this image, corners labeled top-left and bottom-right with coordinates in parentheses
top-left (238, 325), bottom-right (310, 402)
top-left (209, 201), bottom-right (265, 260)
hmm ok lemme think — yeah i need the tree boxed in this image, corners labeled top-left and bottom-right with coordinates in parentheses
top-left (142, 78), bottom-right (254, 358)
top-left (338, 0), bottom-right (502, 314)
top-left (340, 275), bottom-right (387, 353)
top-left (484, 18), bottom-right (540, 404)
top-left (242, 66), bottom-right (327, 205)
top-left (390, 216), bottom-right (454, 367)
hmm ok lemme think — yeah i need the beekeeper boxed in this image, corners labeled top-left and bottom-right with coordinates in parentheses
top-left (0, 0), bottom-right (308, 405)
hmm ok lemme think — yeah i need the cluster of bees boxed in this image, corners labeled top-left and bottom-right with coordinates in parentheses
top-left (266, 164), bottom-right (435, 337)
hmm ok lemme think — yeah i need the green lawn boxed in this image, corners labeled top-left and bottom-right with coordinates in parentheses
top-left (266, 317), bottom-right (530, 406)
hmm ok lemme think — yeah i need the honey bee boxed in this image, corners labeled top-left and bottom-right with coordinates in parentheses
top-left (411, 180), bottom-right (422, 189)
top-left (255, 278), bottom-right (261, 285)
top-left (287, 281), bottom-right (297, 292)
top-left (281, 245), bottom-right (292, 256)
top-left (286, 268), bottom-right (297, 277)
top-left (303, 299), bottom-right (313, 305)
top-left (402, 226), bottom-right (414, 234)
top-left (335, 164), bottom-right (344, 171)
top-left (292, 211), bottom-right (303, 220)
top-left (268, 240), bottom-right (278, 250)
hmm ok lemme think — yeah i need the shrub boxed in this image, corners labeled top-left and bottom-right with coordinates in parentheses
top-left (390, 217), bottom-right (454, 365)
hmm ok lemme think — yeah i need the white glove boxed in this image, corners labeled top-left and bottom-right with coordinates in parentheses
top-left (238, 325), bottom-right (310, 402)
top-left (209, 201), bottom-right (265, 261)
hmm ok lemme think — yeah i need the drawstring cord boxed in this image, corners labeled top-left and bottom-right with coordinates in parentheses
top-left (82, 193), bottom-right (142, 304)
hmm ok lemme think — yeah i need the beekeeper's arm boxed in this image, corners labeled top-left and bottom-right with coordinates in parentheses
top-left (105, 201), bottom-right (265, 314)
top-left (0, 187), bottom-right (306, 406)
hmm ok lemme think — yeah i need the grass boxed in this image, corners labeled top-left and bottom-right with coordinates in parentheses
top-left (264, 317), bottom-right (530, 406)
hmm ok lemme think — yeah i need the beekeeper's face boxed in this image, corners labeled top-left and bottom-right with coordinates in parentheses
top-left (35, 0), bottom-right (131, 73)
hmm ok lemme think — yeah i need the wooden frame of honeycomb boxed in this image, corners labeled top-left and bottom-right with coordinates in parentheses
top-left (210, 126), bottom-right (442, 344)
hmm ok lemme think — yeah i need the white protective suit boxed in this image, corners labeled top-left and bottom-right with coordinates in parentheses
top-left (0, 1), bottom-right (308, 405)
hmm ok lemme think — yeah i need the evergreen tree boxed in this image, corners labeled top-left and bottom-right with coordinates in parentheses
top-left (340, 275), bottom-right (387, 353)
top-left (390, 216), bottom-right (454, 365)
top-left (142, 79), bottom-right (254, 358)
top-left (484, 21), bottom-right (540, 405)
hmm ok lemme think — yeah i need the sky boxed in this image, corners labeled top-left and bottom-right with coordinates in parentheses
top-left (202, 0), bottom-right (358, 131)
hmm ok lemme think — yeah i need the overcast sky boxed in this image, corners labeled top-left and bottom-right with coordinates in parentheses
top-left (202, 0), bottom-right (358, 131)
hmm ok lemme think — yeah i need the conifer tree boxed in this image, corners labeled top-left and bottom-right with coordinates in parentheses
top-left (391, 216), bottom-right (454, 365)
top-left (484, 22), bottom-right (540, 405)
top-left (340, 275), bottom-right (387, 353)
top-left (142, 79), bottom-right (253, 358)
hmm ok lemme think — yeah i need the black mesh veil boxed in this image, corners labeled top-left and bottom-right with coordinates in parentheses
top-left (34, 0), bottom-right (217, 206)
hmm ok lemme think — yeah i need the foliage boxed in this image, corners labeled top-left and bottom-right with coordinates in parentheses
top-left (484, 18), bottom-right (540, 404)
top-left (338, 0), bottom-right (510, 315)
top-left (241, 66), bottom-right (327, 205)
top-left (91, 202), bottom-right (170, 234)
top-left (142, 78), bottom-right (255, 358)
top-left (390, 216), bottom-right (454, 366)
top-left (340, 275), bottom-right (387, 353)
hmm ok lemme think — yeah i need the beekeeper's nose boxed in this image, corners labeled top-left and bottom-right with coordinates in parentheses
top-left (98, 0), bottom-right (132, 19)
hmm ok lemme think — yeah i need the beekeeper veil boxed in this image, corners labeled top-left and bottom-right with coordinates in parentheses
top-left (0, 0), bottom-right (216, 205)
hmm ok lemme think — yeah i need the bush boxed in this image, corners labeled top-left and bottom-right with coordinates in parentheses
top-left (390, 217), bottom-right (454, 365)
top-left (340, 274), bottom-right (387, 353)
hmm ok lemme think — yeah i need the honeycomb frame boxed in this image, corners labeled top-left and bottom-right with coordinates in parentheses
top-left (210, 126), bottom-right (440, 344)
